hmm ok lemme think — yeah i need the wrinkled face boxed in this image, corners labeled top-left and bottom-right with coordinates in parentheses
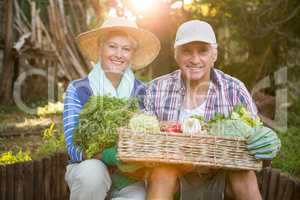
top-left (175, 42), bottom-right (217, 83)
top-left (100, 34), bottom-right (135, 74)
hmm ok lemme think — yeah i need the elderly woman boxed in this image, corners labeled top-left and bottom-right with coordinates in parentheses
top-left (63, 17), bottom-right (160, 200)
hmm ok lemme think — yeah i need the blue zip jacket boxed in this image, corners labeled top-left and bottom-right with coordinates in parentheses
top-left (63, 77), bottom-right (146, 163)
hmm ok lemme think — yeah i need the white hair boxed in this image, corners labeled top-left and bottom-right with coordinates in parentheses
top-left (174, 43), bottom-right (217, 61)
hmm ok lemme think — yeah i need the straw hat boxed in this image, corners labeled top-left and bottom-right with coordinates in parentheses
top-left (76, 17), bottom-right (161, 70)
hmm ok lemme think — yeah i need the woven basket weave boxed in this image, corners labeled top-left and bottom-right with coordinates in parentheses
top-left (117, 128), bottom-right (262, 171)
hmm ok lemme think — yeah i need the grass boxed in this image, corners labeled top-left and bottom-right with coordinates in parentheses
top-left (273, 126), bottom-right (300, 178)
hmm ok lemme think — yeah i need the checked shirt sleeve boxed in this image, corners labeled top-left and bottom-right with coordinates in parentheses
top-left (237, 82), bottom-right (258, 119)
top-left (144, 82), bottom-right (156, 116)
top-left (63, 83), bottom-right (83, 162)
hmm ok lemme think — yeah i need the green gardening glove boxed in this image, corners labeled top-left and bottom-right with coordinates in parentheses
top-left (101, 146), bottom-right (120, 166)
top-left (101, 146), bottom-right (143, 173)
top-left (246, 126), bottom-right (281, 160)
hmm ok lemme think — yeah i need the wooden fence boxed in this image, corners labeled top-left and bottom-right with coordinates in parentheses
top-left (0, 153), bottom-right (299, 200)
top-left (257, 167), bottom-right (300, 200)
top-left (0, 152), bottom-right (69, 200)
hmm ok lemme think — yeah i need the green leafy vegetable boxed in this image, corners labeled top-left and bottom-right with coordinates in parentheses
top-left (73, 96), bottom-right (139, 159)
top-left (208, 119), bottom-right (253, 138)
top-left (231, 104), bottom-right (262, 127)
top-left (129, 113), bottom-right (160, 132)
top-left (193, 105), bottom-right (262, 138)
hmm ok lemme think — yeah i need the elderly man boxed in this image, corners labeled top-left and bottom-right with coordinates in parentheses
top-left (144, 20), bottom-right (280, 200)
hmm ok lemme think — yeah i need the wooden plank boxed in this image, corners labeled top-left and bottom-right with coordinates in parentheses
top-left (53, 153), bottom-right (60, 200)
top-left (43, 157), bottom-right (51, 200)
top-left (293, 180), bottom-right (300, 200)
top-left (0, 165), bottom-right (7, 200)
top-left (14, 163), bottom-right (24, 200)
top-left (261, 167), bottom-right (271, 199)
top-left (275, 173), bottom-right (289, 200)
top-left (58, 152), bottom-right (68, 199)
top-left (6, 164), bottom-right (15, 200)
top-left (33, 160), bottom-right (43, 200)
top-left (283, 179), bottom-right (294, 200)
top-left (23, 161), bottom-right (34, 200)
top-left (267, 169), bottom-right (280, 200)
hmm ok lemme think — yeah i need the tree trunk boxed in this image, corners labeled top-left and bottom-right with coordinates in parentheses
top-left (0, 0), bottom-right (15, 105)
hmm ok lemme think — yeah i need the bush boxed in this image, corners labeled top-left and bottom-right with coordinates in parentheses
top-left (272, 95), bottom-right (300, 178)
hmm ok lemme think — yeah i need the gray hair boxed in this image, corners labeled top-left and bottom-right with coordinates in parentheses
top-left (174, 43), bottom-right (217, 60)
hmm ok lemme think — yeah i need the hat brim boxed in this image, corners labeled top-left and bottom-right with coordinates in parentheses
top-left (76, 26), bottom-right (161, 70)
top-left (174, 37), bottom-right (217, 48)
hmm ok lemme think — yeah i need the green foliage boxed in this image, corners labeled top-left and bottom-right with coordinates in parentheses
top-left (0, 150), bottom-right (32, 165)
top-left (272, 95), bottom-right (300, 177)
top-left (33, 122), bottom-right (66, 159)
top-left (272, 127), bottom-right (300, 177)
top-left (36, 102), bottom-right (64, 116)
top-left (73, 96), bottom-right (140, 159)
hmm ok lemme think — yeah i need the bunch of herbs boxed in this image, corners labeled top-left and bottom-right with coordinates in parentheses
top-left (73, 96), bottom-right (139, 159)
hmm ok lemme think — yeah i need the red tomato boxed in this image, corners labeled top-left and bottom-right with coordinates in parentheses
top-left (160, 122), bottom-right (182, 133)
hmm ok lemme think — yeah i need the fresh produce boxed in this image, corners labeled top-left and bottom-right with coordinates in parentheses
top-left (231, 105), bottom-right (262, 127)
top-left (73, 96), bottom-right (139, 159)
top-left (208, 118), bottom-right (253, 138)
top-left (160, 122), bottom-right (182, 133)
top-left (182, 118), bottom-right (203, 135)
top-left (199, 105), bottom-right (262, 138)
top-left (129, 113), bottom-right (160, 132)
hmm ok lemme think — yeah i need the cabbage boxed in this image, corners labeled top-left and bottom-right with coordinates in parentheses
top-left (129, 114), bottom-right (160, 132)
top-left (208, 119), bottom-right (253, 138)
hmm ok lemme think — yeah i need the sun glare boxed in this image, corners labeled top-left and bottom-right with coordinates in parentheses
top-left (130, 0), bottom-right (159, 13)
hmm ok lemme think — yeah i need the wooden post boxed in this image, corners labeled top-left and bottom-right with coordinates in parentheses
top-left (293, 180), bottom-right (300, 200)
top-left (0, 0), bottom-right (15, 104)
top-left (43, 157), bottom-right (51, 200)
top-left (54, 153), bottom-right (60, 200)
top-left (6, 164), bottom-right (15, 200)
top-left (276, 174), bottom-right (289, 200)
top-left (57, 152), bottom-right (65, 199)
top-left (267, 168), bottom-right (280, 200)
top-left (0, 165), bottom-right (7, 200)
top-left (33, 160), bottom-right (43, 200)
top-left (261, 167), bottom-right (271, 199)
top-left (14, 163), bottom-right (24, 200)
top-left (23, 161), bottom-right (34, 200)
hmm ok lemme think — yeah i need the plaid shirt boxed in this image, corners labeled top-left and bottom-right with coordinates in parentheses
top-left (144, 68), bottom-right (258, 121)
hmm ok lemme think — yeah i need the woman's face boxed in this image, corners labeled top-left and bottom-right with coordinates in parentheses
top-left (100, 34), bottom-right (135, 74)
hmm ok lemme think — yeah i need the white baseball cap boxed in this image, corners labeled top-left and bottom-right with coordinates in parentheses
top-left (174, 20), bottom-right (217, 48)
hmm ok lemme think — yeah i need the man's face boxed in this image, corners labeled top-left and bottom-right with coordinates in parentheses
top-left (175, 42), bottom-right (217, 83)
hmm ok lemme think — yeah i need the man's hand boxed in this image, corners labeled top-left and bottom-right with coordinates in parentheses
top-left (246, 126), bottom-right (281, 160)
top-left (177, 164), bottom-right (194, 176)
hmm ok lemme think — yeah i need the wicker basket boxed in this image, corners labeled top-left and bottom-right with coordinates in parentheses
top-left (117, 128), bottom-right (262, 171)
